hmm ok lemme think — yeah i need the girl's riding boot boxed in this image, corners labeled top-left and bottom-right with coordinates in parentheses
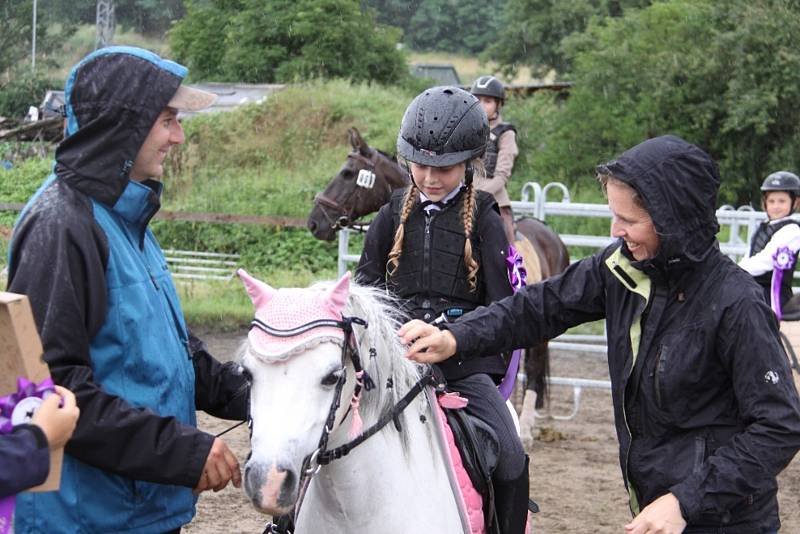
top-left (493, 455), bottom-right (530, 534)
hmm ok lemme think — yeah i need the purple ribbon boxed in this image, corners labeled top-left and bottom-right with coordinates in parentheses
top-left (499, 246), bottom-right (528, 400)
top-left (1, 377), bottom-right (55, 534)
top-left (771, 246), bottom-right (796, 320)
top-left (0, 377), bottom-right (55, 435)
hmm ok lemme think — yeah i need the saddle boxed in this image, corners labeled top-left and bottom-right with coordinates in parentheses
top-left (444, 401), bottom-right (501, 527)
top-left (513, 236), bottom-right (542, 284)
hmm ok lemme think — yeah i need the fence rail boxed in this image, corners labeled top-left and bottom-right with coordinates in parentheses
top-left (163, 249), bottom-right (240, 281)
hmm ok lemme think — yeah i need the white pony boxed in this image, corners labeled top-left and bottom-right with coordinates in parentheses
top-left (237, 270), bottom-right (470, 533)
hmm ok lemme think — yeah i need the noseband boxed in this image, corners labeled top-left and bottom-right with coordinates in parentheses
top-left (313, 149), bottom-right (388, 231)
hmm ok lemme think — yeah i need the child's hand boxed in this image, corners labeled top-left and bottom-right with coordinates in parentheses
top-left (32, 385), bottom-right (80, 450)
top-left (398, 319), bottom-right (457, 363)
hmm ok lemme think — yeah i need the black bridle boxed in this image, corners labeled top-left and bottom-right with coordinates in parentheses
top-left (256, 312), bottom-right (437, 534)
top-left (313, 149), bottom-right (390, 232)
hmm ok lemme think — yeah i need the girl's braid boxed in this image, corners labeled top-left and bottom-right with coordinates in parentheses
top-left (386, 183), bottom-right (419, 277)
top-left (461, 182), bottom-right (479, 292)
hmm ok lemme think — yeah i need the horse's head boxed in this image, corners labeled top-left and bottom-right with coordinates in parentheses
top-left (307, 127), bottom-right (408, 241)
top-left (237, 269), bottom-right (419, 517)
top-left (237, 269), bottom-right (352, 514)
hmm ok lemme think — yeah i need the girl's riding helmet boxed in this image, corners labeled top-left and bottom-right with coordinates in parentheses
top-left (397, 86), bottom-right (489, 173)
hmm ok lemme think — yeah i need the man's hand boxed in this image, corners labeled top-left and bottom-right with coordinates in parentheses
top-left (32, 385), bottom-right (80, 450)
top-left (397, 319), bottom-right (458, 364)
top-left (193, 438), bottom-right (241, 494)
top-left (624, 493), bottom-right (687, 534)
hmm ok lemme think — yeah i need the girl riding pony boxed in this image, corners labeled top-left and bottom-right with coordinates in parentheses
top-left (356, 86), bottom-right (529, 534)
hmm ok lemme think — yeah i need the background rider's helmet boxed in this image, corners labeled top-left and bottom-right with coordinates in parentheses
top-left (761, 171), bottom-right (800, 213)
top-left (761, 171), bottom-right (800, 196)
top-left (397, 86), bottom-right (489, 179)
top-left (469, 75), bottom-right (505, 104)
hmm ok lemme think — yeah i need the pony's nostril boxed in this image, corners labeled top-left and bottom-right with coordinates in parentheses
top-left (308, 219), bottom-right (317, 232)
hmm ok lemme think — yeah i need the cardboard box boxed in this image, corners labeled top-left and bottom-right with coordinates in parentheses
top-left (0, 292), bottom-right (63, 492)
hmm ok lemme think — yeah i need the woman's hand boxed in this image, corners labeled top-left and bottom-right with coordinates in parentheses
top-left (624, 493), bottom-right (687, 534)
top-left (397, 319), bottom-right (458, 363)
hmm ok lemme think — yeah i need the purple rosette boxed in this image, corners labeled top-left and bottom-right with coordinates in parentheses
top-left (0, 377), bottom-right (55, 435)
top-left (499, 245), bottom-right (528, 400)
top-left (771, 246), bottom-right (797, 320)
top-left (1, 377), bottom-right (55, 534)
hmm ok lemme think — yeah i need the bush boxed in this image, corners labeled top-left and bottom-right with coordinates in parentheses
top-left (0, 70), bottom-right (57, 119)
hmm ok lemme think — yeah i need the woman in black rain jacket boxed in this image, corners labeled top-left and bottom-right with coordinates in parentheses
top-left (400, 135), bottom-right (800, 533)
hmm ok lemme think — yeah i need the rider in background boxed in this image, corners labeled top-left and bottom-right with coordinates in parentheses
top-left (470, 76), bottom-right (519, 244)
top-left (400, 135), bottom-right (800, 534)
top-left (356, 86), bottom-right (529, 534)
top-left (739, 171), bottom-right (800, 315)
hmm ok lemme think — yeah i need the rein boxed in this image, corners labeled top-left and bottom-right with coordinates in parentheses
top-left (257, 311), bottom-right (436, 533)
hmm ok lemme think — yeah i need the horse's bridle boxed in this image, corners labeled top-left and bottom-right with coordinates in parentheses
top-left (313, 149), bottom-right (390, 232)
top-left (256, 313), bottom-right (437, 534)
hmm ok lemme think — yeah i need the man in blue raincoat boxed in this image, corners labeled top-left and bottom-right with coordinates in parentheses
top-left (7, 47), bottom-right (249, 534)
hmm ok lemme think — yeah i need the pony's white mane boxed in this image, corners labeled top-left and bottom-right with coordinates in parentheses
top-left (311, 278), bottom-right (425, 426)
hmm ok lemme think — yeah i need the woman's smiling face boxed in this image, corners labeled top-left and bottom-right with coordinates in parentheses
top-left (606, 178), bottom-right (660, 261)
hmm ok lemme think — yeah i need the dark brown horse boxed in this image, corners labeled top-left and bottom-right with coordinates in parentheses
top-left (308, 127), bottom-right (570, 446)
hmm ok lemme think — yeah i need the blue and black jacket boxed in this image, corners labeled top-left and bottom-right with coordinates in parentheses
top-left (7, 47), bottom-right (247, 533)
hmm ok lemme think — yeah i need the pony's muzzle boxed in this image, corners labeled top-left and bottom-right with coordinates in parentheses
top-left (244, 460), bottom-right (299, 515)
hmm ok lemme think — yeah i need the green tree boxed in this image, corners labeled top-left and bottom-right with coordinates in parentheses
top-left (171, 0), bottom-right (407, 84)
top-left (529, 0), bottom-right (800, 205)
top-left (47, 0), bottom-right (185, 36)
top-left (487, 0), bottom-right (651, 78)
top-left (360, 0), bottom-right (422, 33)
top-left (404, 0), bottom-right (504, 54)
top-left (1, 0), bottom-right (75, 75)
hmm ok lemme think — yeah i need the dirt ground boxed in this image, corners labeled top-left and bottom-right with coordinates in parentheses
top-left (186, 330), bottom-right (800, 534)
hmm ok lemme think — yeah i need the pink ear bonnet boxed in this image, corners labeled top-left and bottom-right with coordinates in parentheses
top-left (237, 269), bottom-right (351, 360)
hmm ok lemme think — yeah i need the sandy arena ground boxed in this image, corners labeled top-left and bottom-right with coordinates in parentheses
top-left (185, 330), bottom-right (800, 534)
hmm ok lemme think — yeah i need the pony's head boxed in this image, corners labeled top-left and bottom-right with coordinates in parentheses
top-left (307, 127), bottom-right (408, 241)
top-left (237, 269), bottom-right (418, 515)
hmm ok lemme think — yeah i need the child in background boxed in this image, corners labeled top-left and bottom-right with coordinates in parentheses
top-left (470, 76), bottom-right (519, 244)
top-left (739, 171), bottom-right (800, 316)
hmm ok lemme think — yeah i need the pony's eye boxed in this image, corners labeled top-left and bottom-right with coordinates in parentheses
top-left (341, 169), bottom-right (354, 179)
top-left (321, 368), bottom-right (344, 387)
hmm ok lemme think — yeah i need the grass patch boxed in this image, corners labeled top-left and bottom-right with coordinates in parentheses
top-left (407, 51), bottom-right (545, 85)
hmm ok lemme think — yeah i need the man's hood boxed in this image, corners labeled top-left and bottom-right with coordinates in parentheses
top-left (598, 135), bottom-right (721, 270)
top-left (55, 47), bottom-right (187, 206)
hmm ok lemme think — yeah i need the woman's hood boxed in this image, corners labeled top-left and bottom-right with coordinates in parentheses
top-left (598, 135), bottom-right (721, 270)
